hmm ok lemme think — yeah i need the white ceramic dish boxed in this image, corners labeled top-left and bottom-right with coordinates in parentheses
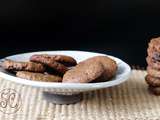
top-left (0, 51), bottom-right (131, 94)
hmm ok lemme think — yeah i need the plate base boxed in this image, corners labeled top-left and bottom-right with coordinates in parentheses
top-left (43, 92), bottom-right (82, 104)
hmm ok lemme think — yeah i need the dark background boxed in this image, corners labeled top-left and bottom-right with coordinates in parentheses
top-left (0, 0), bottom-right (160, 67)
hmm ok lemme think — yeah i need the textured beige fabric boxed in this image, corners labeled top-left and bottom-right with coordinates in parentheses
top-left (0, 70), bottom-right (160, 120)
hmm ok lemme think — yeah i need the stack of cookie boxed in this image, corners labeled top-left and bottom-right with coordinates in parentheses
top-left (146, 37), bottom-right (160, 95)
top-left (63, 56), bottom-right (117, 83)
top-left (2, 54), bottom-right (118, 83)
top-left (2, 54), bottom-right (77, 82)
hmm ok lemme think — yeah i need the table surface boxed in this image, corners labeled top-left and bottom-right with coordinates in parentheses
top-left (0, 70), bottom-right (160, 120)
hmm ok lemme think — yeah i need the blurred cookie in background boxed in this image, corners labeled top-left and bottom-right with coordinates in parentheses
top-left (146, 37), bottom-right (160, 95)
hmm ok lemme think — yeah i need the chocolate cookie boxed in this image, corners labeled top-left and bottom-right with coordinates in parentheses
top-left (148, 86), bottom-right (160, 95)
top-left (16, 71), bottom-right (62, 82)
top-left (2, 59), bottom-right (45, 72)
top-left (148, 37), bottom-right (160, 52)
top-left (30, 55), bottom-right (68, 74)
top-left (147, 66), bottom-right (160, 78)
top-left (147, 48), bottom-right (160, 61)
top-left (81, 56), bottom-right (117, 81)
top-left (146, 57), bottom-right (160, 70)
top-left (145, 75), bottom-right (160, 87)
top-left (62, 61), bottom-right (104, 83)
top-left (30, 54), bottom-right (77, 67)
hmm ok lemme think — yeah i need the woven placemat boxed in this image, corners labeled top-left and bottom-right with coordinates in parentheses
top-left (0, 70), bottom-right (160, 120)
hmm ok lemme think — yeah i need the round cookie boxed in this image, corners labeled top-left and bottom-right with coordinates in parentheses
top-left (30, 54), bottom-right (77, 67)
top-left (145, 74), bottom-right (160, 87)
top-left (30, 56), bottom-right (68, 74)
top-left (80, 56), bottom-right (117, 81)
top-left (148, 37), bottom-right (160, 52)
top-left (148, 86), bottom-right (160, 95)
top-left (62, 61), bottom-right (104, 83)
top-left (147, 66), bottom-right (160, 78)
top-left (146, 57), bottom-right (160, 70)
top-left (2, 59), bottom-right (45, 72)
top-left (147, 48), bottom-right (160, 61)
top-left (16, 71), bottom-right (62, 82)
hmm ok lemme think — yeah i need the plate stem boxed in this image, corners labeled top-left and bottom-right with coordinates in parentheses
top-left (43, 92), bottom-right (82, 104)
